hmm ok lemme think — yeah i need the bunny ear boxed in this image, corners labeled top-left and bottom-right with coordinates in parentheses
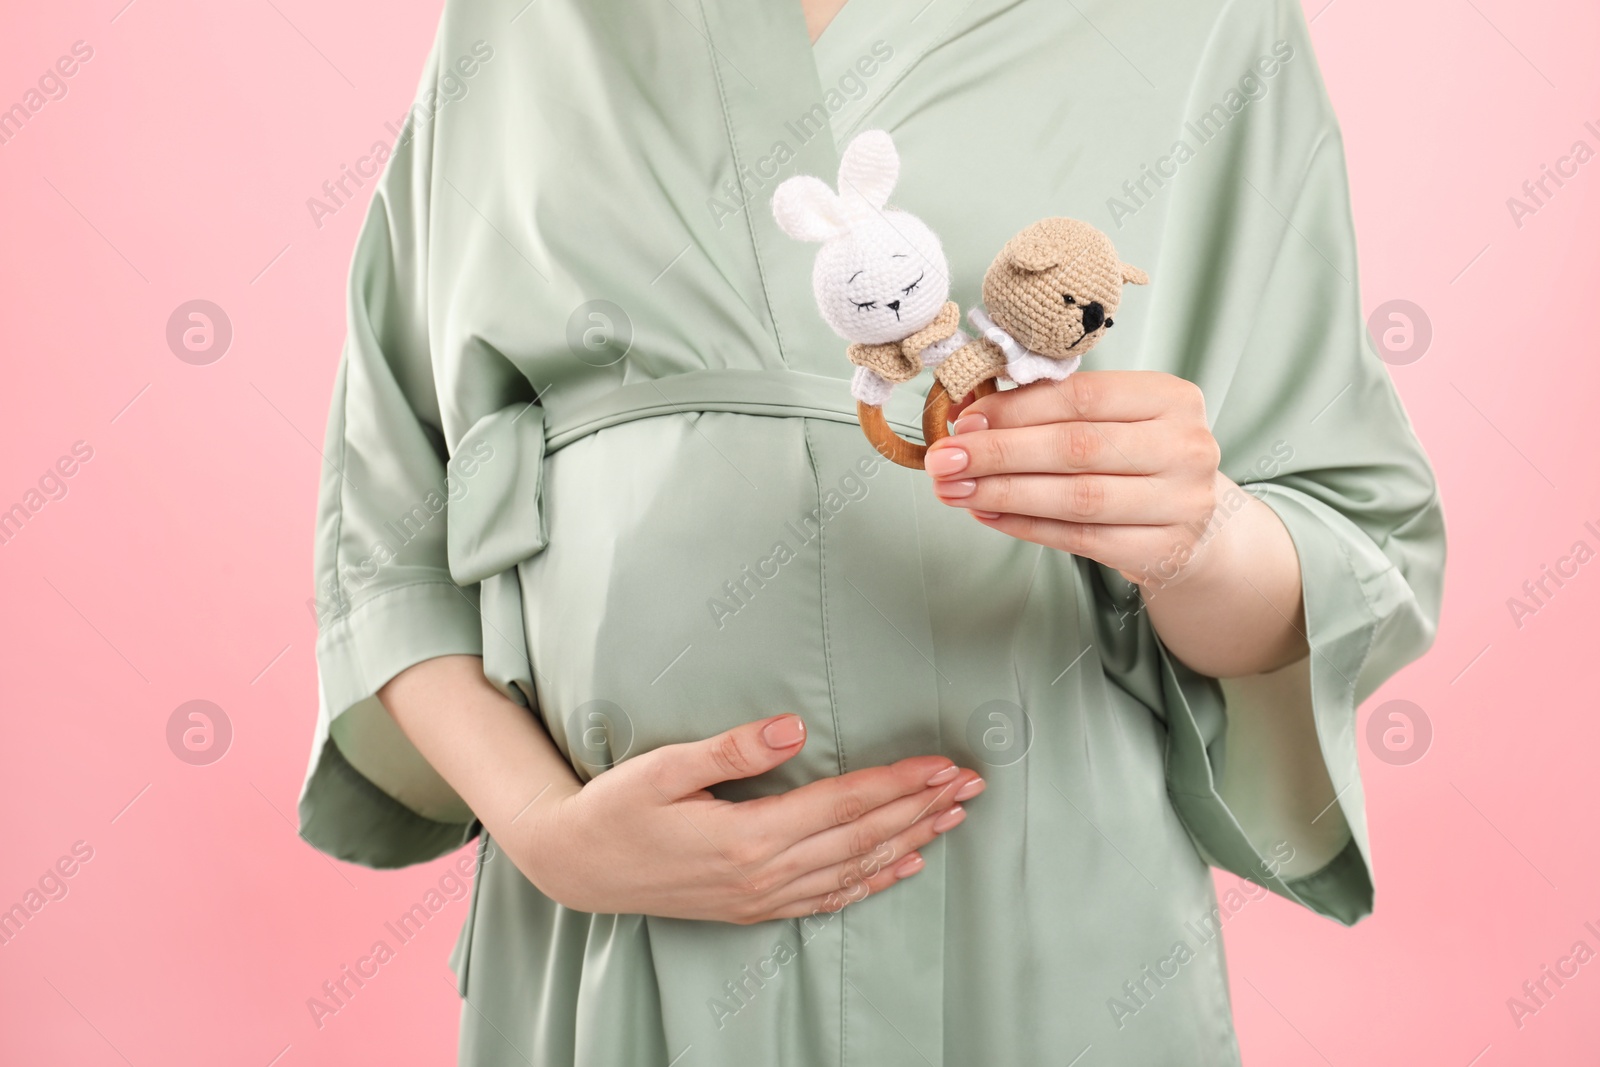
top-left (1120, 262), bottom-right (1150, 285)
top-left (772, 176), bottom-right (849, 242)
top-left (836, 129), bottom-right (899, 214)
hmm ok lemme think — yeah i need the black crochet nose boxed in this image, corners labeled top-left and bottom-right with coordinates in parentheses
top-left (886, 299), bottom-right (901, 314)
top-left (1081, 301), bottom-right (1105, 333)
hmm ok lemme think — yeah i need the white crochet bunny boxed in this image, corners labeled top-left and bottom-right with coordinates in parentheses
top-left (772, 130), bottom-right (969, 407)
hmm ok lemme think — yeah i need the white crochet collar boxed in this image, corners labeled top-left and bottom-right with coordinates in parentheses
top-left (967, 306), bottom-right (1082, 385)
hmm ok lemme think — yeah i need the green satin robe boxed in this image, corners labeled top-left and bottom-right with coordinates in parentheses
top-left (297, 0), bottom-right (1445, 1062)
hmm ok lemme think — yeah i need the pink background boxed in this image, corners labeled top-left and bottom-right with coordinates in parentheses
top-left (1, 1), bottom-right (1596, 1063)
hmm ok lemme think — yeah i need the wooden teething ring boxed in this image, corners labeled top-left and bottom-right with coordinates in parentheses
top-left (857, 377), bottom-right (1001, 470)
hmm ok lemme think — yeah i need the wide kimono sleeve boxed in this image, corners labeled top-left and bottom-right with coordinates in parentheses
top-left (1097, 0), bottom-right (1446, 924)
top-left (296, 40), bottom-right (485, 869)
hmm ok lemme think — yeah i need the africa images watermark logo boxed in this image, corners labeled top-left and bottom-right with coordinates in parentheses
top-left (705, 453), bottom-right (887, 630)
top-left (1106, 842), bottom-right (1296, 1031)
top-left (0, 841), bottom-right (95, 950)
top-left (305, 40), bottom-right (495, 230)
top-left (305, 841), bottom-right (497, 1030)
top-left (705, 838), bottom-right (901, 1031)
top-left (307, 436), bottom-right (495, 628)
top-left (0, 441), bottom-right (95, 549)
top-left (705, 41), bottom-right (895, 228)
top-left (1504, 117), bottom-right (1600, 230)
top-left (1504, 518), bottom-right (1600, 631)
top-left (1505, 918), bottom-right (1600, 1031)
top-left (1105, 40), bottom-right (1296, 229)
top-left (0, 40), bottom-right (95, 149)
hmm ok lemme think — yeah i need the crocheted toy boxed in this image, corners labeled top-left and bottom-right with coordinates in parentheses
top-left (935, 217), bottom-right (1150, 404)
top-left (773, 135), bottom-right (1149, 469)
top-left (772, 130), bottom-right (996, 468)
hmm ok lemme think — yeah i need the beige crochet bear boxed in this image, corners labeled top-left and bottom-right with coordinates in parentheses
top-left (936, 218), bottom-right (1149, 402)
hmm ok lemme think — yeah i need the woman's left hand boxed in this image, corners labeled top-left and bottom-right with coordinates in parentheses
top-left (925, 372), bottom-right (1223, 587)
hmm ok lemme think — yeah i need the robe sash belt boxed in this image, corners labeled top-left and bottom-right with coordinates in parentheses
top-left (444, 369), bottom-right (930, 708)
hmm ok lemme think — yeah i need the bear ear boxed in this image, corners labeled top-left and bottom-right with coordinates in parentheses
top-left (836, 130), bottom-right (899, 214)
top-left (772, 176), bottom-right (848, 243)
top-left (1120, 262), bottom-right (1149, 285)
top-left (1004, 232), bottom-right (1062, 273)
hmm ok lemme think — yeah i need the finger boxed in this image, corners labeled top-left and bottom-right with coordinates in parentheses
top-left (771, 773), bottom-right (980, 876)
top-left (928, 421), bottom-right (1172, 478)
top-left (762, 852), bottom-right (927, 921)
top-left (737, 754), bottom-right (965, 845)
top-left (777, 801), bottom-right (968, 902)
top-left (648, 714), bottom-right (811, 798)
top-left (963, 372), bottom-right (1205, 429)
top-left (936, 472), bottom-right (1205, 526)
top-left (972, 513), bottom-right (1199, 570)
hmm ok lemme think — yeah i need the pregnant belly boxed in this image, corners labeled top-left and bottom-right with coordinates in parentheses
top-left (518, 408), bottom-right (1127, 802)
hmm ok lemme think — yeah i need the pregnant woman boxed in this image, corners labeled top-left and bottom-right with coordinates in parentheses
top-left (297, 0), bottom-right (1445, 1062)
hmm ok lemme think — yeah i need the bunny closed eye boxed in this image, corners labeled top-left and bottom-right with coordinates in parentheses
top-left (847, 261), bottom-right (922, 312)
top-left (813, 216), bottom-right (950, 345)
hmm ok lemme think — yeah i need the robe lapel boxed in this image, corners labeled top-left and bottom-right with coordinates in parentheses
top-left (812, 0), bottom-right (999, 140)
top-left (698, 0), bottom-right (1004, 379)
top-left (696, 0), bottom-right (842, 375)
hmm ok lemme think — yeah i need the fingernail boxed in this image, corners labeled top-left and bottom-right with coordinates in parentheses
top-left (926, 764), bottom-right (960, 786)
top-left (953, 777), bottom-right (986, 801)
top-left (971, 510), bottom-right (1002, 520)
top-left (952, 413), bottom-right (988, 434)
top-left (925, 447), bottom-right (968, 477)
top-left (761, 715), bottom-right (806, 749)
top-left (932, 805), bottom-right (966, 833)
top-left (935, 478), bottom-right (977, 500)
top-left (893, 853), bottom-right (925, 878)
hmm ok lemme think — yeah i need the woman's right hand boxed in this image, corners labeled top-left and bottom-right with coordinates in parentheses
top-left (514, 714), bottom-right (985, 924)
top-left (380, 658), bottom-right (983, 926)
